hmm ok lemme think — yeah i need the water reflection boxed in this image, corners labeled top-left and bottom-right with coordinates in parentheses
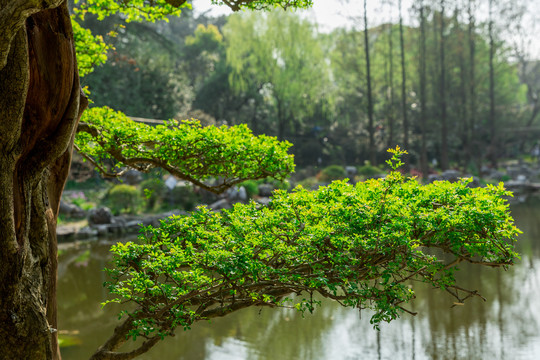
top-left (58, 203), bottom-right (540, 360)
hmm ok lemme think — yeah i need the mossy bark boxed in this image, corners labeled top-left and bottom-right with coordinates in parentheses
top-left (0, 2), bottom-right (86, 359)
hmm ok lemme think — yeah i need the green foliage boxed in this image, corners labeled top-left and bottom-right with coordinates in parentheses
top-left (169, 185), bottom-right (200, 211)
top-left (357, 163), bottom-right (383, 178)
top-left (73, 0), bottom-right (187, 23)
top-left (317, 165), bottom-right (346, 183)
top-left (76, 106), bottom-right (295, 193)
top-left (225, 10), bottom-right (331, 139)
top-left (296, 176), bottom-right (318, 190)
top-left (84, 59), bottom-right (190, 119)
top-left (103, 150), bottom-right (519, 342)
top-left (73, 0), bottom-right (312, 23)
top-left (140, 178), bottom-right (167, 211)
top-left (240, 180), bottom-right (259, 197)
top-left (106, 184), bottom-right (142, 214)
top-left (72, 17), bottom-right (111, 78)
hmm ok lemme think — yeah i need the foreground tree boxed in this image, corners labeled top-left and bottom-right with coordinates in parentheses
top-left (91, 148), bottom-right (519, 359)
top-left (0, 0), bottom-right (309, 359)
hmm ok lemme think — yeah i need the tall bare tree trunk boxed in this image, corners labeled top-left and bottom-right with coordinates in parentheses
top-left (386, 22), bottom-right (395, 149)
top-left (364, 0), bottom-right (376, 165)
top-left (439, 0), bottom-right (449, 170)
top-left (455, 4), bottom-right (470, 169)
top-left (0, 2), bottom-right (87, 359)
top-left (419, 3), bottom-right (429, 179)
top-left (468, 0), bottom-right (478, 169)
top-left (399, 0), bottom-right (409, 171)
top-left (488, 0), bottom-right (497, 167)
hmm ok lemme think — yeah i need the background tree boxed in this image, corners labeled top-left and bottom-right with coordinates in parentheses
top-left (225, 11), bottom-right (330, 143)
top-left (363, 0), bottom-right (376, 165)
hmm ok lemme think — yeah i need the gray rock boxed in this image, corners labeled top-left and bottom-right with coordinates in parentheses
top-left (427, 174), bottom-right (442, 183)
top-left (345, 166), bottom-right (357, 176)
top-left (121, 169), bottom-right (143, 185)
top-left (238, 186), bottom-right (248, 201)
top-left (488, 170), bottom-right (506, 181)
top-left (95, 225), bottom-right (109, 237)
top-left (441, 170), bottom-right (461, 182)
top-left (258, 184), bottom-right (274, 197)
top-left (209, 199), bottom-right (232, 210)
top-left (77, 227), bottom-right (98, 239)
top-left (57, 226), bottom-right (78, 242)
top-left (126, 220), bottom-right (143, 232)
top-left (59, 201), bottom-right (86, 218)
top-left (256, 197), bottom-right (271, 206)
top-left (88, 207), bottom-right (114, 225)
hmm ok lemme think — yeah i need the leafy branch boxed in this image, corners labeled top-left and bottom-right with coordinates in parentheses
top-left (91, 149), bottom-right (520, 359)
top-left (76, 106), bottom-right (294, 194)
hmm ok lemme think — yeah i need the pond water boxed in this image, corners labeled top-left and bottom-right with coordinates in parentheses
top-left (58, 201), bottom-right (540, 360)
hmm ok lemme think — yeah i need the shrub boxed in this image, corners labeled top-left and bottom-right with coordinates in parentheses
top-left (357, 161), bottom-right (383, 178)
top-left (240, 180), bottom-right (259, 198)
top-left (141, 178), bottom-right (167, 211)
top-left (296, 176), bottom-right (318, 190)
top-left (106, 184), bottom-right (142, 215)
top-left (169, 185), bottom-right (200, 211)
top-left (317, 165), bottom-right (346, 182)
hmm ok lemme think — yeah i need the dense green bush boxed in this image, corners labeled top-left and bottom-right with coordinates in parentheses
top-left (317, 165), bottom-right (346, 182)
top-left (102, 148), bottom-right (519, 349)
top-left (169, 185), bottom-right (201, 211)
top-left (106, 184), bottom-right (142, 215)
top-left (357, 161), bottom-right (383, 178)
top-left (240, 180), bottom-right (259, 198)
top-left (140, 178), bottom-right (167, 211)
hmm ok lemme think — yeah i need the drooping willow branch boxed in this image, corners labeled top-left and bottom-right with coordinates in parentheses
top-left (75, 106), bottom-right (294, 194)
top-left (91, 167), bottom-right (520, 359)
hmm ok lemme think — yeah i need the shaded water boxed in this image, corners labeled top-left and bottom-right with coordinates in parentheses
top-left (58, 202), bottom-right (540, 359)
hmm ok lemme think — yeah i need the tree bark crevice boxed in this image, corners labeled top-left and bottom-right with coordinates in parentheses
top-left (0, 2), bottom-right (84, 359)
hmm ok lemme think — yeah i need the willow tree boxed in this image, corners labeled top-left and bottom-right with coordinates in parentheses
top-left (0, 0), bottom-right (310, 359)
top-left (225, 10), bottom-right (329, 141)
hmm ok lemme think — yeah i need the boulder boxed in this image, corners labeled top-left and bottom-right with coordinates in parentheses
top-left (209, 199), bottom-right (232, 211)
top-left (258, 184), bottom-right (274, 197)
top-left (88, 207), bottom-right (114, 225)
top-left (256, 197), bottom-right (271, 206)
top-left (441, 170), bottom-right (461, 182)
top-left (59, 201), bottom-right (86, 218)
top-left (121, 169), bottom-right (143, 185)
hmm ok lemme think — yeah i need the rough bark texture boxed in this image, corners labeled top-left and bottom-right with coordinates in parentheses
top-left (0, 1), bottom-right (86, 359)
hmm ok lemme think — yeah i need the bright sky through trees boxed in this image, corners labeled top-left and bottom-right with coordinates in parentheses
top-left (194, 0), bottom-right (539, 58)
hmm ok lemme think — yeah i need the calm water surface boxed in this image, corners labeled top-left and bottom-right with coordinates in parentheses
top-left (58, 202), bottom-right (540, 360)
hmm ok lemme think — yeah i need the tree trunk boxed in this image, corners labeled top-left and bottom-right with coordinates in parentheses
top-left (0, 2), bottom-right (86, 359)
top-left (363, 0), bottom-right (376, 166)
top-left (487, 0), bottom-right (497, 167)
top-left (467, 0), bottom-right (478, 169)
top-left (455, 4), bottom-right (470, 169)
top-left (387, 22), bottom-right (395, 149)
top-left (439, 0), bottom-right (449, 170)
top-left (419, 3), bottom-right (429, 179)
top-left (399, 0), bottom-right (409, 171)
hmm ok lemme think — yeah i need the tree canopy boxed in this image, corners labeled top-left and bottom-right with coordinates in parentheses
top-left (92, 148), bottom-right (519, 359)
top-left (76, 106), bottom-right (294, 193)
